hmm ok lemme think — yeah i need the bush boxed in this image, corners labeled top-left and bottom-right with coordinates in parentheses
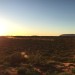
top-left (17, 65), bottom-right (41, 75)
top-left (71, 68), bottom-right (75, 74)
top-left (58, 72), bottom-right (72, 75)
top-left (46, 71), bottom-right (58, 75)
top-left (18, 67), bottom-right (27, 75)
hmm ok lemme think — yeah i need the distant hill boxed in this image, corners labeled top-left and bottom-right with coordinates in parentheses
top-left (60, 34), bottom-right (75, 36)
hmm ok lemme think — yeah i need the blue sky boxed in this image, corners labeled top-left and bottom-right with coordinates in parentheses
top-left (0, 0), bottom-right (75, 36)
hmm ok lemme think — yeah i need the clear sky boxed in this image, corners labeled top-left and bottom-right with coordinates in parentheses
top-left (0, 0), bottom-right (75, 36)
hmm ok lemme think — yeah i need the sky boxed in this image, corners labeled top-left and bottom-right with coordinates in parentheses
top-left (0, 0), bottom-right (75, 36)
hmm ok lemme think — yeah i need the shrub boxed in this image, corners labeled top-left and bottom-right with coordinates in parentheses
top-left (58, 72), bottom-right (72, 75)
top-left (71, 68), bottom-right (75, 74)
top-left (17, 67), bottom-right (27, 75)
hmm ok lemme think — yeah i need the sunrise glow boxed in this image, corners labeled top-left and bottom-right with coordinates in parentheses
top-left (0, 25), bottom-right (7, 35)
top-left (0, 0), bottom-right (75, 36)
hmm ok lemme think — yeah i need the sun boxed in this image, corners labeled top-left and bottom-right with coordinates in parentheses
top-left (0, 25), bottom-right (8, 36)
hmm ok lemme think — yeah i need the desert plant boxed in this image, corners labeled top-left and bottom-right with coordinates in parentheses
top-left (58, 72), bottom-right (72, 75)
top-left (18, 68), bottom-right (27, 75)
top-left (71, 68), bottom-right (75, 74)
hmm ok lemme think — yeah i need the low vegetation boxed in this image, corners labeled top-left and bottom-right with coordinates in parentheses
top-left (0, 36), bottom-right (75, 75)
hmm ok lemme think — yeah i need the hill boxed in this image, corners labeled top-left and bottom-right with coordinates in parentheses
top-left (60, 34), bottom-right (75, 36)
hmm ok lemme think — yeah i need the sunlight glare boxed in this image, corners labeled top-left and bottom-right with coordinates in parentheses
top-left (0, 25), bottom-right (8, 36)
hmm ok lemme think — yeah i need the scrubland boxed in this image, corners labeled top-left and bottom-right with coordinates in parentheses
top-left (0, 36), bottom-right (75, 75)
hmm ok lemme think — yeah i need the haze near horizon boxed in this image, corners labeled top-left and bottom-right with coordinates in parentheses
top-left (0, 0), bottom-right (75, 36)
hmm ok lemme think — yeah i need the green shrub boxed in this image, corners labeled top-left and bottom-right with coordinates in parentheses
top-left (46, 71), bottom-right (58, 75)
top-left (18, 67), bottom-right (27, 75)
top-left (71, 68), bottom-right (75, 74)
top-left (58, 72), bottom-right (72, 75)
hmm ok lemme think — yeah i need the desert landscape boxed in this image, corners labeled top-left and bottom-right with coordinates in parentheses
top-left (0, 35), bottom-right (75, 75)
top-left (0, 0), bottom-right (75, 75)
